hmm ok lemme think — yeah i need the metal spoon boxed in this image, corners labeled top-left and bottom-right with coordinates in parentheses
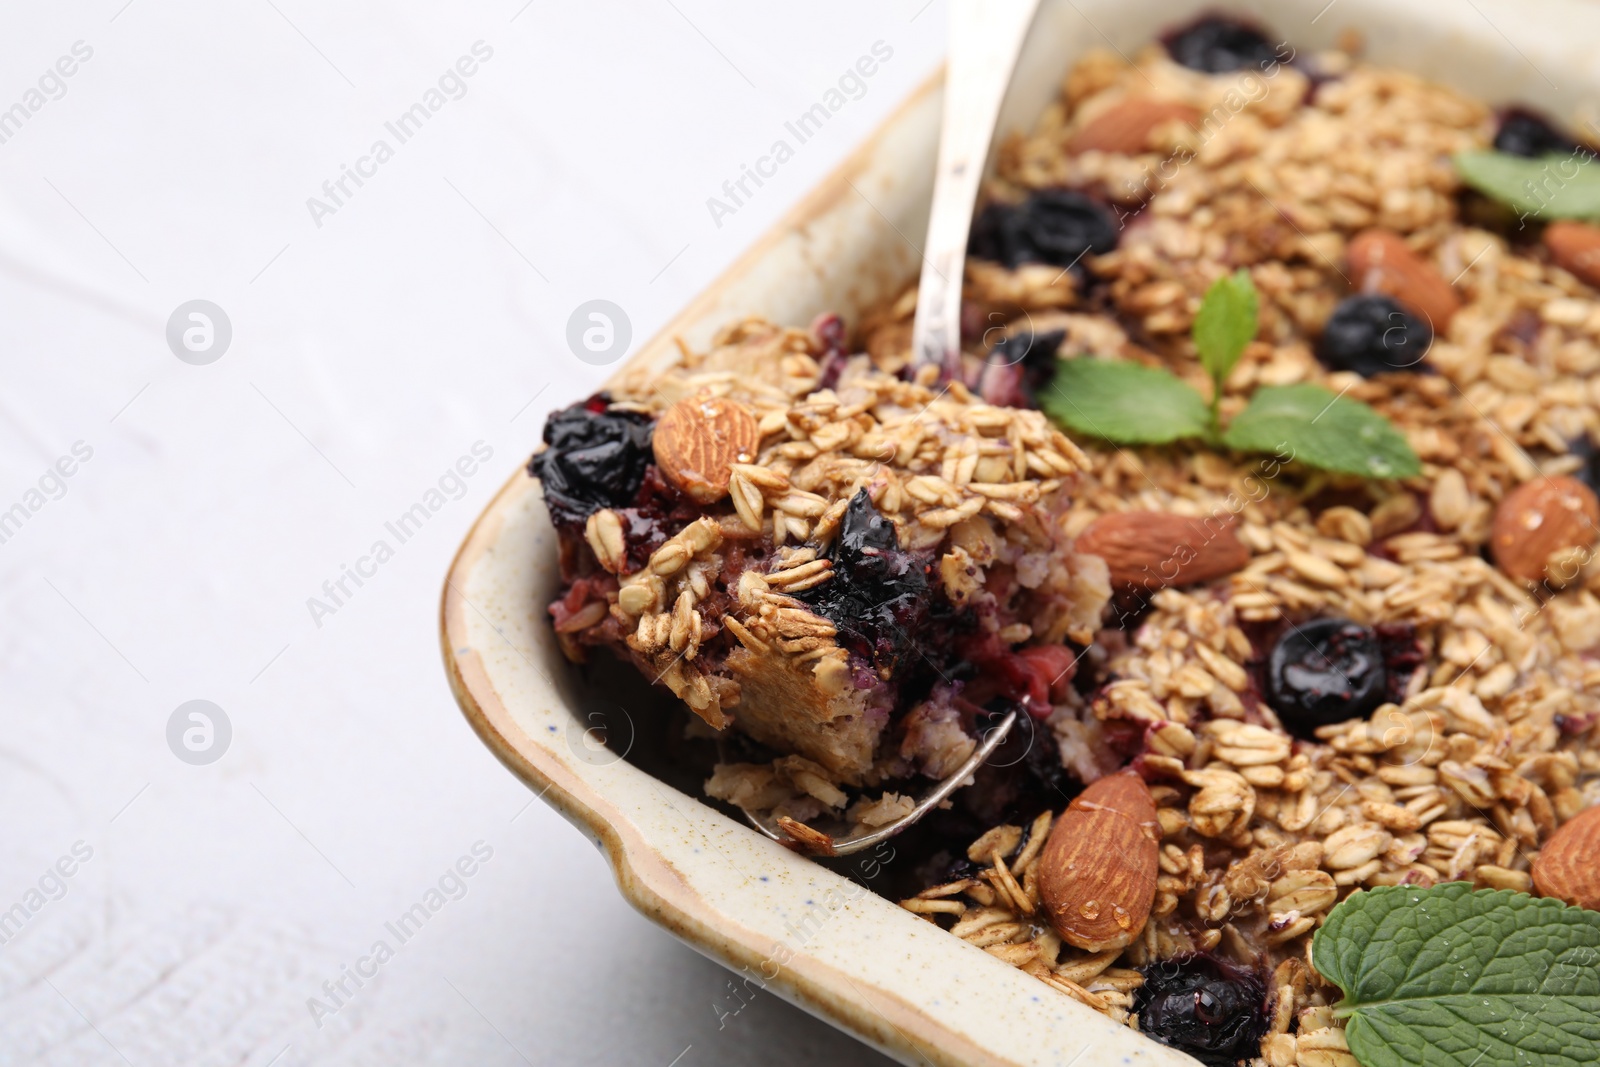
top-left (911, 0), bottom-right (1044, 380)
top-left (741, 710), bottom-right (1017, 856)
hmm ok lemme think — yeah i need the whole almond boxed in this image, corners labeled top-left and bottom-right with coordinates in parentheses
top-left (652, 395), bottom-right (759, 504)
top-left (1038, 770), bottom-right (1159, 952)
top-left (1067, 97), bottom-right (1200, 155)
top-left (1490, 475), bottom-right (1600, 583)
top-left (1347, 229), bottom-right (1462, 330)
top-left (1532, 805), bottom-right (1600, 911)
top-left (1075, 511), bottom-right (1250, 590)
top-left (1544, 220), bottom-right (1600, 289)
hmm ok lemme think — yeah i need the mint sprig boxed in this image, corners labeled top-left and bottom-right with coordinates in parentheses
top-left (1040, 270), bottom-right (1421, 480)
top-left (1314, 884), bottom-right (1600, 1067)
top-left (1455, 149), bottom-right (1600, 220)
top-left (1223, 383), bottom-right (1421, 479)
top-left (1193, 268), bottom-right (1258, 419)
top-left (1041, 359), bottom-right (1212, 444)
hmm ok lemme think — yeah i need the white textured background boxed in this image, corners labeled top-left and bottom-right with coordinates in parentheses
top-left (0, 3), bottom-right (943, 1063)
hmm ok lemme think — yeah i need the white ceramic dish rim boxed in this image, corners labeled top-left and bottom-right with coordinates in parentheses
top-left (442, 3), bottom-right (1600, 1064)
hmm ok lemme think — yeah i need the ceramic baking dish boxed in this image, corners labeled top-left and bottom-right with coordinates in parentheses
top-left (441, 2), bottom-right (1600, 1062)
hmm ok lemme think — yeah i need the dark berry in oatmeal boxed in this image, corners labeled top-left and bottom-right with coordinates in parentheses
top-left (973, 328), bottom-right (1067, 407)
top-left (530, 396), bottom-right (654, 527)
top-left (1268, 618), bottom-right (1387, 738)
top-left (799, 489), bottom-right (931, 674)
top-left (1136, 955), bottom-right (1267, 1067)
top-left (1162, 16), bottom-right (1281, 75)
top-left (968, 190), bottom-right (1118, 270)
top-left (811, 311), bottom-right (849, 391)
top-left (1493, 107), bottom-right (1580, 159)
top-left (1316, 294), bottom-right (1432, 377)
top-left (962, 703), bottom-right (1073, 824)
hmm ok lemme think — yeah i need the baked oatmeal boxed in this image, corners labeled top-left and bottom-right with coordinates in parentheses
top-left (530, 14), bottom-right (1600, 1067)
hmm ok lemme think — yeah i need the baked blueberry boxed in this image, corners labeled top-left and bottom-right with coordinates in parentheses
top-left (986, 328), bottom-right (1066, 377)
top-left (1137, 954), bottom-right (1268, 1067)
top-left (1493, 108), bottom-right (1580, 158)
top-left (968, 190), bottom-right (1118, 269)
top-left (1163, 16), bottom-right (1281, 74)
top-left (530, 396), bottom-right (654, 527)
top-left (1317, 294), bottom-right (1432, 377)
top-left (1268, 618), bottom-right (1387, 738)
top-left (800, 489), bottom-right (930, 674)
top-left (973, 328), bottom-right (1067, 407)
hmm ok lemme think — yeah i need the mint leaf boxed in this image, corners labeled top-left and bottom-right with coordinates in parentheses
top-left (1222, 383), bottom-right (1420, 479)
top-left (1454, 150), bottom-right (1600, 220)
top-left (1041, 359), bottom-right (1210, 445)
top-left (1314, 884), bottom-right (1600, 1067)
top-left (1193, 268), bottom-right (1258, 387)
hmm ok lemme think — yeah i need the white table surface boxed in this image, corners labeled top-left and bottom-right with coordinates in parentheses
top-left (0, 3), bottom-right (944, 1063)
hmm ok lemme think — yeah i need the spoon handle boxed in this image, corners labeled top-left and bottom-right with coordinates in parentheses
top-left (910, 0), bottom-right (1042, 380)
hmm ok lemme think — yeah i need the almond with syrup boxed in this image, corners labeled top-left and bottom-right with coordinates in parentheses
top-left (1544, 220), bottom-right (1600, 289)
top-left (1347, 228), bottom-right (1462, 330)
top-left (1532, 805), bottom-right (1600, 911)
top-left (651, 394), bottom-right (760, 504)
top-left (1038, 770), bottom-right (1159, 952)
top-left (1490, 475), bottom-right (1600, 584)
top-left (1074, 511), bottom-right (1249, 590)
top-left (1067, 97), bottom-right (1200, 155)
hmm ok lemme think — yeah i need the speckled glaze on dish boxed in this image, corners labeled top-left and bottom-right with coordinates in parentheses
top-left (441, 2), bottom-right (1600, 1062)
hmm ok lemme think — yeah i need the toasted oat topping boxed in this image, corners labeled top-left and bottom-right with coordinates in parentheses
top-left (612, 317), bottom-right (1090, 551)
top-left (884, 34), bottom-right (1600, 1067)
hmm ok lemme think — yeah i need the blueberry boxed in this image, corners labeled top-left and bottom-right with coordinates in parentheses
top-left (1493, 108), bottom-right (1579, 159)
top-left (799, 489), bottom-right (930, 674)
top-left (973, 700), bottom-right (1071, 810)
top-left (989, 328), bottom-right (1066, 378)
top-left (1163, 16), bottom-right (1282, 74)
top-left (973, 328), bottom-right (1067, 407)
top-left (968, 189), bottom-right (1118, 269)
top-left (530, 396), bottom-right (654, 526)
top-left (1268, 618), bottom-right (1387, 738)
top-left (1317, 294), bottom-right (1432, 377)
top-left (1137, 955), bottom-right (1267, 1067)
